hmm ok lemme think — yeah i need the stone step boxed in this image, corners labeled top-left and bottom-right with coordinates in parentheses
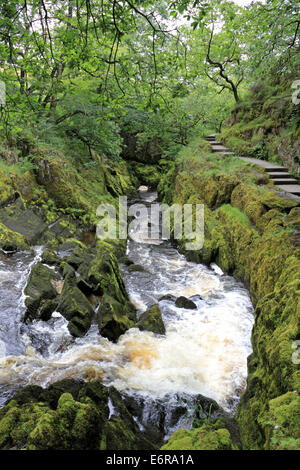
top-left (273, 178), bottom-right (298, 185)
top-left (209, 141), bottom-right (222, 145)
top-left (267, 172), bottom-right (293, 178)
top-left (265, 167), bottom-right (289, 173)
top-left (212, 146), bottom-right (230, 153)
top-left (276, 185), bottom-right (300, 196)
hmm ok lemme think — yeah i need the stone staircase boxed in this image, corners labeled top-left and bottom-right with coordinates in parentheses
top-left (205, 134), bottom-right (300, 197)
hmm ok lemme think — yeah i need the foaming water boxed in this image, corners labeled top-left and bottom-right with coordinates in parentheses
top-left (0, 190), bottom-right (254, 430)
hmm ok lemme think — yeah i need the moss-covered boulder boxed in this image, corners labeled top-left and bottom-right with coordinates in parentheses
top-left (24, 262), bottom-right (61, 321)
top-left (128, 162), bottom-right (162, 188)
top-left (0, 221), bottom-right (28, 252)
top-left (0, 170), bottom-right (16, 207)
top-left (41, 248), bottom-right (60, 266)
top-left (97, 294), bottom-right (135, 342)
top-left (0, 379), bottom-right (155, 450)
top-left (88, 241), bottom-right (129, 302)
top-left (136, 304), bottom-right (165, 335)
top-left (161, 424), bottom-right (237, 450)
top-left (57, 275), bottom-right (95, 337)
top-left (0, 198), bottom-right (47, 244)
top-left (0, 384), bottom-right (105, 450)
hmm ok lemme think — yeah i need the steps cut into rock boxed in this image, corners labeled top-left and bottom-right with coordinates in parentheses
top-left (204, 137), bottom-right (300, 199)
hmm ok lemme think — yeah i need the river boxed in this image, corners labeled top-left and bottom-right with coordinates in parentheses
top-left (0, 189), bottom-right (254, 438)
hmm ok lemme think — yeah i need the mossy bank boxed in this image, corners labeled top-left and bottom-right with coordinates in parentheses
top-left (158, 146), bottom-right (300, 450)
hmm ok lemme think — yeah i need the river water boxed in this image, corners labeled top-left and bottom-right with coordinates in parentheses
top-left (0, 189), bottom-right (254, 437)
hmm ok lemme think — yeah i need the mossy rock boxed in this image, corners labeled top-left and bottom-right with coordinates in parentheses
top-left (57, 276), bottom-right (95, 337)
top-left (136, 304), bottom-right (165, 335)
top-left (0, 170), bottom-right (16, 207)
top-left (97, 294), bottom-right (135, 342)
top-left (0, 220), bottom-right (28, 252)
top-left (161, 424), bottom-right (236, 450)
top-left (0, 198), bottom-right (47, 244)
top-left (127, 264), bottom-right (148, 273)
top-left (0, 378), bottom-right (157, 450)
top-left (88, 243), bottom-right (129, 303)
top-left (41, 248), bottom-right (60, 266)
top-left (24, 262), bottom-right (61, 321)
top-left (260, 191), bottom-right (299, 211)
top-left (258, 392), bottom-right (300, 450)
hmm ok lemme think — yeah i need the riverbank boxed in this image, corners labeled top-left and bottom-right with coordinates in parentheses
top-left (156, 146), bottom-right (300, 450)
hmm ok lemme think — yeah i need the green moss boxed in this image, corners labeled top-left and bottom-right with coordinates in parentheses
top-left (258, 392), bottom-right (300, 450)
top-left (58, 276), bottom-right (94, 337)
top-left (136, 304), bottom-right (165, 335)
top-left (97, 294), bottom-right (135, 342)
top-left (161, 425), bottom-right (236, 450)
top-left (88, 242), bottom-right (129, 303)
top-left (0, 220), bottom-right (29, 251)
top-left (219, 204), bottom-right (251, 227)
top-left (128, 161), bottom-right (161, 187)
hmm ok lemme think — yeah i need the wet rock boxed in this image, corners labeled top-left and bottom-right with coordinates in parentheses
top-left (106, 388), bottom-right (155, 450)
top-left (88, 243), bottom-right (129, 303)
top-left (119, 255), bottom-right (134, 266)
top-left (57, 276), bottom-right (94, 337)
top-left (24, 262), bottom-right (60, 321)
top-left (127, 264), bottom-right (147, 273)
top-left (41, 248), bottom-right (60, 266)
top-left (158, 294), bottom-right (176, 302)
top-left (0, 198), bottom-right (47, 244)
top-left (97, 294), bottom-right (135, 342)
top-left (175, 296), bottom-right (197, 309)
top-left (136, 304), bottom-right (165, 335)
top-left (0, 379), bottom-right (156, 450)
top-left (0, 221), bottom-right (28, 252)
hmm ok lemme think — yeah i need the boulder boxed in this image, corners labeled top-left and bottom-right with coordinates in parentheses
top-left (57, 276), bottom-right (94, 337)
top-left (0, 221), bottom-right (28, 252)
top-left (41, 248), bottom-right (60, 266)
top-left (136, 304), bottom-right (165, 335)
top-left (175, 296), bottom-right (197, 310)
top-left (88, 244), bottom-right (129, 303)
top-left (0, 379), bottom-right (157, 450)
top-left (24, 262), bottom-right (60, 321)
top-left (127, 264), bottom-right (148, 273)
top-left (97, 294), bottom-right (134, 342)
top-left (0, 198), bottom-right (47, 244)
top-left (158, 294), bottom-right (176, 302)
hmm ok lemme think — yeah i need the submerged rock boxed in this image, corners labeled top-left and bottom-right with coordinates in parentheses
top-left (127, 264), bottom-right (148, 273)
top-left (175, 296), bottom-right (197, 310)
top-left (136, 304), bottom-right (165, 335)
